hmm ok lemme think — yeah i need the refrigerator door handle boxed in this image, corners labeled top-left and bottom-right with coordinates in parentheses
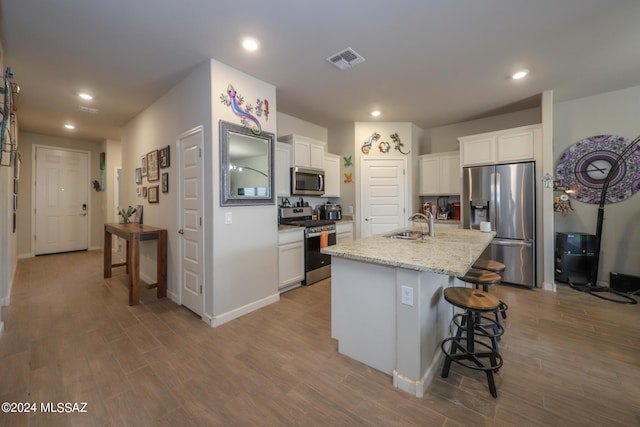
top-left (489, 172), bottom-right (496, 230)
top-left (494, 172), bottom-right (500, 231)
top-left (492, 238), bottom-right (533, 247)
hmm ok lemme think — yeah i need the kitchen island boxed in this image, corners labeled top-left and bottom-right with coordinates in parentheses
top-left (321, 226), bottom-right (494, 397)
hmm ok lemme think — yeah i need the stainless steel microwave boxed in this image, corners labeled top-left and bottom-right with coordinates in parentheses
top-left (291, 167), bottom-right (325, 196)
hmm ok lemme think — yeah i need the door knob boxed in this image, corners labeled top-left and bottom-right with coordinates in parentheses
top-left (178, 229), bottom-right (184, 235)
top-left (365, 217), bottom-right (372, 222)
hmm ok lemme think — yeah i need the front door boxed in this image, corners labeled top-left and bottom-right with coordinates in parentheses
top-left (177, 127), bottom-right (204, 316)
top-left (361, 158), bottom-right (407, 237)
top-left (34, 146), bottom-right (89, 255)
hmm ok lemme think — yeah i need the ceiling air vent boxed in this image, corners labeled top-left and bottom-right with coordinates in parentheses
top-left (326, 48), bottom-right (365, 70)
top-left (78, 105), bottom-right (99, 114)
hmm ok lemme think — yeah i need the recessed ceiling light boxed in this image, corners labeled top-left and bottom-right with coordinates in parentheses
top-left (78, 93), bottom-right (93, 100)
top-left (371, 110), bottom-right (381, 117)
top-left (242, 38), bottom-right (259, 51)
top-left (64, 124), bottom-right (75, 130)
top-left (511, 70), bottom-right (529, 80)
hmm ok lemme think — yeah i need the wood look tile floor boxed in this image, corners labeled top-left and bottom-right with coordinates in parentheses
top-left (1, 250), bottom-right (639, 426)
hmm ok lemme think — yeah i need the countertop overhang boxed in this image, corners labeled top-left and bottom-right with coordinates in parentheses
top-left (321, 226), bottom-right (495, 276)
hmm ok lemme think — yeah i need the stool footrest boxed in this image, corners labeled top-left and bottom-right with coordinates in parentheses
top-left (441, 337), bottom-right (503, 372)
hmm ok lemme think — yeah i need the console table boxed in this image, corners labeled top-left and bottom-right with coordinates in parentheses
top-left (104, 223), bottom-right (167, 306)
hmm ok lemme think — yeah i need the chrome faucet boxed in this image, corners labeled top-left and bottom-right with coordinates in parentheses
top-left (408, 212), bottom-right (435, 238)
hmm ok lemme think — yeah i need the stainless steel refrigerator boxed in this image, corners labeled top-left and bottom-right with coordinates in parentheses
top-left (462, 162), bottom-right (536, 288)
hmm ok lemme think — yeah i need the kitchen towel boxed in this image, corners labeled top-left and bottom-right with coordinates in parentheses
top-left (320, 230), bottom-right (328, 249)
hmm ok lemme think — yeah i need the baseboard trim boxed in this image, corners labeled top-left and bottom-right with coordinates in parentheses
top-left (205, 293), bottom-right (280, 328)
top-left (393, 350), bottom-right (444, 398)
top-left (542, 281), bottom-right (557, 291)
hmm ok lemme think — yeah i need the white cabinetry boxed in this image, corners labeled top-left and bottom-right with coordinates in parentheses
top-left (459, 125), bottom-right (540, 167)
top-left (418, 151), bottom-right (460, 195)
top-left (278, 134), bottom-right (325, 169)
top-left (276, 142), bottom-right (292, 197)
top-left (336, 222), bottom-right (354, 244)
top-left (323, 153), bottom-right (341, 197)
top-left (278, 229), bottom-right (305, 291)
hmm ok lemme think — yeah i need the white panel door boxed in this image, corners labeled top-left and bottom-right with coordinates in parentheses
top-left (35, 147), bottom-right (89, 255)
top-left (361, 158), bottom-right (406, 237)
top-left (178, 127), bottom-right (204, 316)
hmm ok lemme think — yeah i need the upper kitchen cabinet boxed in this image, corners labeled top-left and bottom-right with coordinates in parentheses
top-left (323, 153), bottom-right (341, 198)
top-left (459, 124), bottom-right (541, 166)
top-left (278, 134), bottom-right (326, 170)
top-left (276, 142), bottom-right (292, 197)
top-left (418, 151), bottom-right (461, 195)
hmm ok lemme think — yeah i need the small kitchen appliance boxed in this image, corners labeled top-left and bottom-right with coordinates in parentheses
top-left (437, 197), bottom-right (450, 220)
top-left (319, 203), bottom-right (342, 221)
top-left (279, 206), bottom-right (336, 285)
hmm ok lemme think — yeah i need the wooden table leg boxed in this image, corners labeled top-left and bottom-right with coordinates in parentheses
top-left (104, 228), bottom-right (112, 278)
top-left (157, 230), bottom-right (167, 299)
top-left (129, 235), bottom-right (140, 306)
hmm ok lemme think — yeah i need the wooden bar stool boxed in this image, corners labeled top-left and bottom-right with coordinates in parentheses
top-left (459, 267), bottom-right (501, 292)
top-left (458, 268), bottom-right (506, 346)
top-left (472, 259), bottom-right (506, 275)
top-left (441, 287), bottom-right (503, 398)
top-left (470, 260), bottom-right (509, 320)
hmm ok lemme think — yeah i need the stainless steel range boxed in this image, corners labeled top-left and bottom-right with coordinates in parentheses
top-left (279, 206), bottom-right (336, 285)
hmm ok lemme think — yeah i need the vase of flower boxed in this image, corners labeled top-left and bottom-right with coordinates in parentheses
top-left (118, 206), bottom-right (136, 224)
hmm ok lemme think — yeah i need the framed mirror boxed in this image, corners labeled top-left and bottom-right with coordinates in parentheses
top-left (219, 120), bottom-right (275, 206)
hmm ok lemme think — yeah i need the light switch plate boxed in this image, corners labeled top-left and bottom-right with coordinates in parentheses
top-left (401, 285), bottom-right (414, 306)
top-left (225, 212), bottom-right (233, 225)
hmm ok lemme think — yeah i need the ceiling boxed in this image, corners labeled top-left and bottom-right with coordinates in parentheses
top-left (2, 1), bottom-right (640, 143)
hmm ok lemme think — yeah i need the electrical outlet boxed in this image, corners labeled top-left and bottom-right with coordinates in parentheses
top-left (401, 285), bottom-right (414, 306)
top-left (224, 212), bottom-right (233, 225)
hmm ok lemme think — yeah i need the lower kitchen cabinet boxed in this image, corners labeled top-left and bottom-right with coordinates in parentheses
top-left (278, 229), bottom-right (305, 291)
top-left (336, 222), bottom-right (354, 244)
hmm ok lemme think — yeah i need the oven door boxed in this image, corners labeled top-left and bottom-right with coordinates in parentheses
top-left (305, 229), bottom-right (336, 272)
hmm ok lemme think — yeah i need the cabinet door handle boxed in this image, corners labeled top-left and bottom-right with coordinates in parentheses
top-left (178, 229), bottom-right (184, 235)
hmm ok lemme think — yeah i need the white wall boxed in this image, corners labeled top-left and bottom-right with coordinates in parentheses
top-left (122, 58), bottom-right (280, 326)
top-left (354, 122), bottom-right (417, 238)
top-left (122, 59), bottom-right (212, 311)
top-left (210, 59), bottom-right (278, 323)
top-left (554, 85), bottom-right (640, 283)
top-left (277, 112), bottom-right (327, 141)
top-left (0, 41), bottom-right (17, 336)
top-left (424, 107), bottom-right (541, 154)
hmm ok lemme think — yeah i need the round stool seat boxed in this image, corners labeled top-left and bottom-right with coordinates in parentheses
top-left (472, 259), bottom-right (506, 273)
top-left (444, 287), bottom-right (500, 312)
top-left (458, 268), bottom-right (502, 289)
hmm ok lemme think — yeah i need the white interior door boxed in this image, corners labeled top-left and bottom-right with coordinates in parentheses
top-left (361, 158), bottom-right (406, 237)
top-left (178, 127), bottom-right (204, 316)
top-left (34, 146), bottom-right (89, 255)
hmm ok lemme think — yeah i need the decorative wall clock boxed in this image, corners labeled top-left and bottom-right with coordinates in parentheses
top-left (556, 135), bottom-right (640, 204)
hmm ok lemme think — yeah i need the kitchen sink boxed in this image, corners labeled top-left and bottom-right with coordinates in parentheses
top-left (385, 230), bottom-right (427, 240)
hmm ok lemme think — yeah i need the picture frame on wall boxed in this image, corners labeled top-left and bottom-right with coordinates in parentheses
top-left (148, 185), bottom-right (159, 203)
top-left (161, 172), bottom-right (168, 193)
top-left (147, 149), bottom-right (159, 181)
top-left (135, 168), bottom-right (142, 184)
top-left (141, 155), bottom-right (147, 177)
top-left (159, 145), bottom-right (170, 168)
top-left (142, 186), bottom-right (147, 197)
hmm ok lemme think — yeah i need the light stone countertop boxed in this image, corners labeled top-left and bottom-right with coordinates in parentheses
top-left (321, 226), bottom-right (495, 277)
